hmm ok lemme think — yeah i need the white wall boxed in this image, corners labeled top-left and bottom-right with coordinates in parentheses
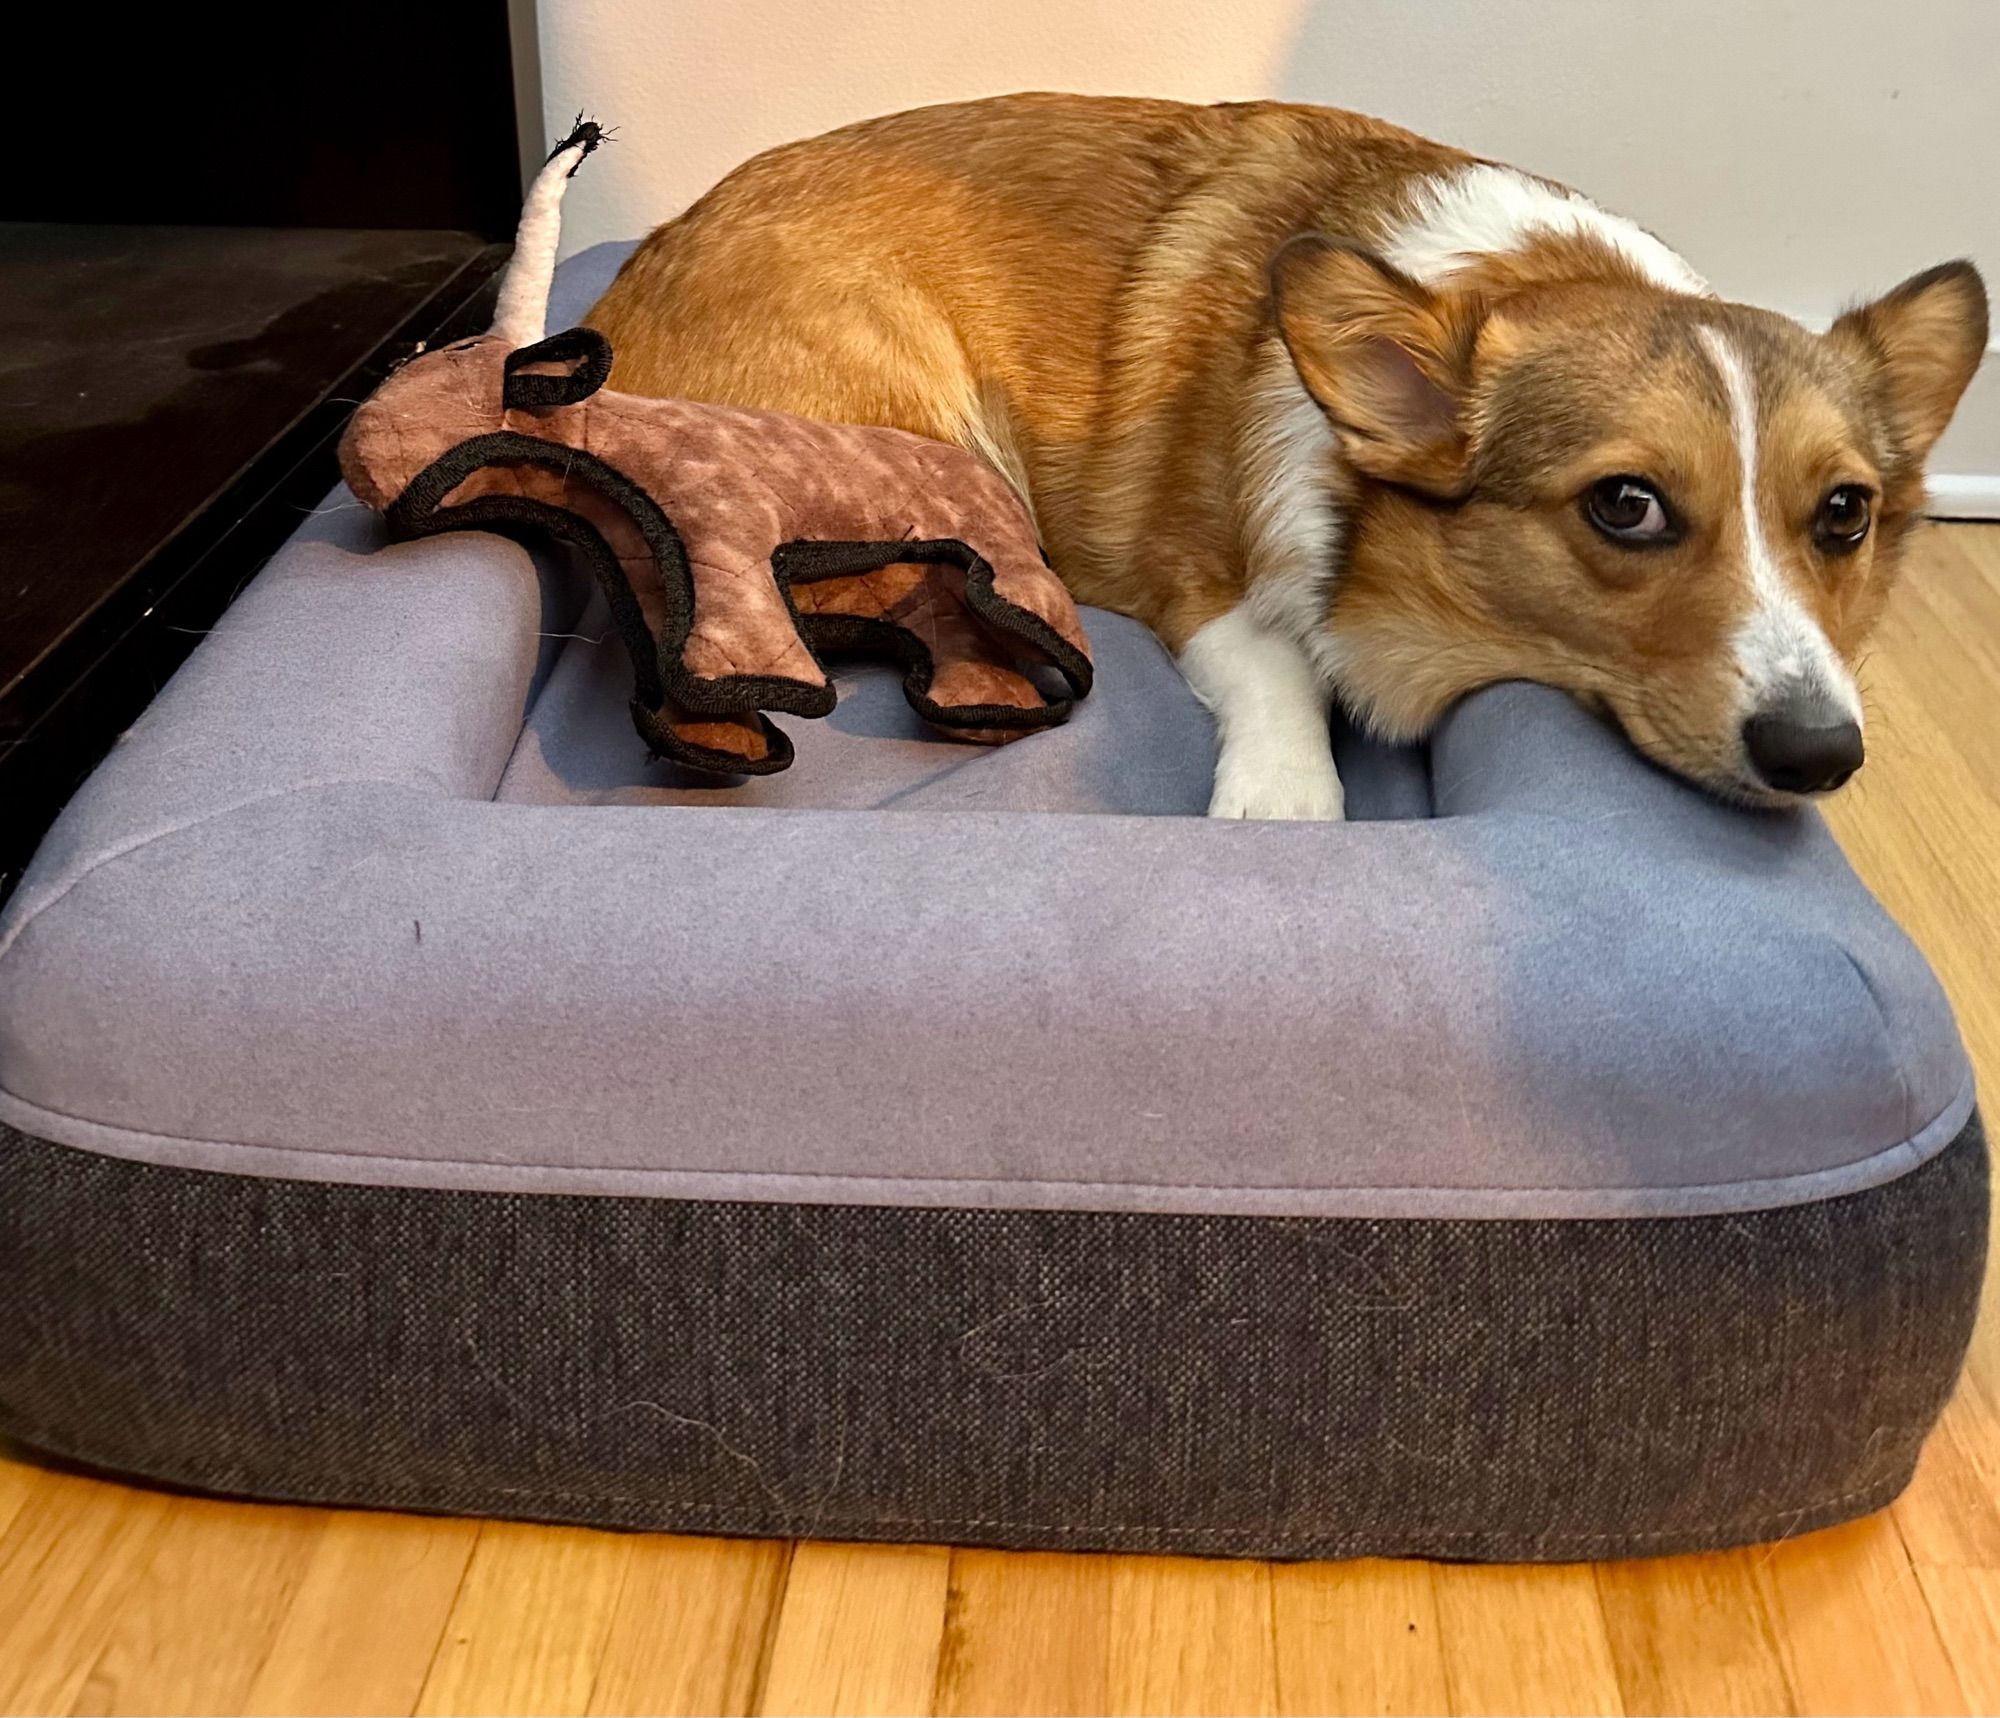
top-left (535, 0), bottom-right (2000, 497)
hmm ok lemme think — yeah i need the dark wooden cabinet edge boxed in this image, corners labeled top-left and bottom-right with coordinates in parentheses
top-left (0, 242), bottom-right (512, 905)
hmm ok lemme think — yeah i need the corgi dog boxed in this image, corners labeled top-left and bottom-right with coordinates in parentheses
top-left (586, 93), bottom-right (1988, 817)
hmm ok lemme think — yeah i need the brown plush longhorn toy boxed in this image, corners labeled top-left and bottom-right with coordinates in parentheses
top-left (339, 121), bottom-right (1092, 775)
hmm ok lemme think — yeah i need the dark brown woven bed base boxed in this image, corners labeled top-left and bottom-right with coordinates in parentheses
top-left (0, 1118), bottom-right (1985, 1562)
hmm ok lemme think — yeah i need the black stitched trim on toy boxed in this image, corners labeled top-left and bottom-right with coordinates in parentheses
top-left (503, 329), bottom-right (614, 411)
top-left (387, 433), bottom-right (842, 777)
top-left (388, 442), bottom-right (664, 709)
top-left (628, 701), bottom-right (795, 778)
top-left (385, 435), bottom-right (785, 774)
top-left (386, 445), bottom-right (1094, 770)
top-left (388, 480), bottom-right (784, 777)
top-left (800, 614), bottom-right (1074, 733)
top-left (391, 433), bottom-right (837, 723)
top-left (385, 438), bottom-right (661, 682)
top-left (772, 538), bottom-right (1094, 731)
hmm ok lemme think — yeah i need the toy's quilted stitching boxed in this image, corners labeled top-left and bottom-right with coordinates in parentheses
top-left (337, 337), bottom-right (1089, 766)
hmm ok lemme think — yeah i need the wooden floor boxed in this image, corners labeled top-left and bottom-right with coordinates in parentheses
top-left (4, 522), bottom-right (2000, 1717)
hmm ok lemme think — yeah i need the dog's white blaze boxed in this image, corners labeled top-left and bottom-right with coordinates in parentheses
top-left (1238, 350), bottom-right (1349, 687)
top-left (1179, 607), bottom-right (1344, 821)
top-left (1384, 164), bottom-right (1711, 297)
top-left (1695, 326), bottom-right (1863, 727)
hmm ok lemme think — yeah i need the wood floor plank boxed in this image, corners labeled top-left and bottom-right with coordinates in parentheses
top-left (1826, 651), bottom-right (2000, 1044)
top-left (758, 1541), bottom-right (951, 1718)
top-left (416, 1522), bottom-right (636, 1717)
top-left (1955, 1271), bottom-right (2000, 1494)
top-left (1103, 1553), bottom-right (1279, 1717)
top-left (932, 1549), bottom-right (1114, 1716)
top-left (1872, 527), bottom-right (2000, 802)
top-left (0, 1471), bottom-right (178, 1716)
top-left (1595, 1549), bottom-right (1794, 1715)
top-left (243, 1511), bottom-right (481, 1717)
top-left (1754, 1514), bottom-right (1968, 1715)
top-left (1916, 1566), bottom-right (2000, 1714)
top-left (1894, 1379), bottom-right (2000, 1572)
top-left (1268, 1558), bottom-right (1451, 1716)
top-left (1945, 519), bottom-right (2000, 582)
top-left (0, 1449), bottom-right (38, 1544)
top-left (68, 1498), bottom-right (328, 1717)
top-left (1431, 1564), bottom-right (1626, 1716)
top-left (587, 1535), bottom-right (791, 1717)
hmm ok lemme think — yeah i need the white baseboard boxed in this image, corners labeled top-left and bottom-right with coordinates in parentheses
top-left (1926, 345), bottom-right (1999, 515)
top-left (1927, 474), bottom-right (2000, 521)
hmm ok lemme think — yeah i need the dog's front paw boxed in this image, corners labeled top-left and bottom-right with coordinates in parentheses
top-left (1208, 749), bottom-right (1345, 821)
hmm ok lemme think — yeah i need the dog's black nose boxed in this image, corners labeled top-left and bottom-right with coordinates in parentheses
top-left (1743, 707), bottom-right (1864, 795)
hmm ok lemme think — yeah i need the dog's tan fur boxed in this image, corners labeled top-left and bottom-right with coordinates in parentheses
top-left (587, 92), bottom-right (1987, 808)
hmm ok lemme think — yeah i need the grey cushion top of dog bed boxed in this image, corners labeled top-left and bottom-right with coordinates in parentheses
top-left (0, 244), bottom-right (1973, 1221)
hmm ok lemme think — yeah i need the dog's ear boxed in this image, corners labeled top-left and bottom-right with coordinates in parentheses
top-left (1271, 235), bottom-right (1484, 498)
top-left (1828, 261), bottom-right (1988, 466)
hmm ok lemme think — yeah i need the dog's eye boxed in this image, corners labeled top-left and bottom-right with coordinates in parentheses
top-left (1584, 477), bottom-right (1677, 545)
top-left (1815, 484), bottom-right (1872, 554)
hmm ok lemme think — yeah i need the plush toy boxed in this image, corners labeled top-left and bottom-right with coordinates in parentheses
top-left (338, 121), bottom-right (1092, 775)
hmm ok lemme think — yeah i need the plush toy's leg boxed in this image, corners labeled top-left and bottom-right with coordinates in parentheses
top-left (1178, 606), bottom-right (1345, 821)
top-left (790, 562), bottom-right (1062, 743)
top-left (893, 572), bottom-right (1052, 721)
top-left (631, 700), bottom-right (796, 776)
top-left (678, 556), bottom-right (830, 712)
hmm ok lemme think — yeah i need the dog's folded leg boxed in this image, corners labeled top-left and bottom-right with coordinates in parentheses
top-left (1179, 606), bottom-right (1344, 821)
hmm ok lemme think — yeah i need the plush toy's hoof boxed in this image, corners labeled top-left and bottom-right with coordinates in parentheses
top-left (630, 701), bottom-right (796, 777)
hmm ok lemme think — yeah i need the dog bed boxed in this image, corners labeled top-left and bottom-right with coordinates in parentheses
top-left (0, 243), bottom-right (1983, 1562)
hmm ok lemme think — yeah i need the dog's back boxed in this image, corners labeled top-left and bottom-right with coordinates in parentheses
top-left (586, 93), bottom-right (1464, 635)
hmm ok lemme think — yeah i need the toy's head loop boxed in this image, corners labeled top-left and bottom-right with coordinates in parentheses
top-left (491, 116), bottom-right (609, 349)
top-left (503, 327), bottom-right (614, 410)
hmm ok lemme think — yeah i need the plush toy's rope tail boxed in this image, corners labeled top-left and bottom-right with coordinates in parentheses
top-left (548, 113), bottom-right (613, 176)
top-left (493, 113), bottom-right (615, 348)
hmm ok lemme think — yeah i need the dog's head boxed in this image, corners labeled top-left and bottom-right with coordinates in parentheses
top-left (1273, 234), bottom-right (1987, 802)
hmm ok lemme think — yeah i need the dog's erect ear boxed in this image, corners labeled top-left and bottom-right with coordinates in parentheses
top-left (1271, 235), bottom-right (1484, 498)
top-left (503, 326), bottom-right (615, 410)
top-left (1828, 261), bottom-right (1988, 466)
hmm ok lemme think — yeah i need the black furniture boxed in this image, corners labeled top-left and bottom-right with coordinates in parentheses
top-left (2, 3), bottom-right (522, 898)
